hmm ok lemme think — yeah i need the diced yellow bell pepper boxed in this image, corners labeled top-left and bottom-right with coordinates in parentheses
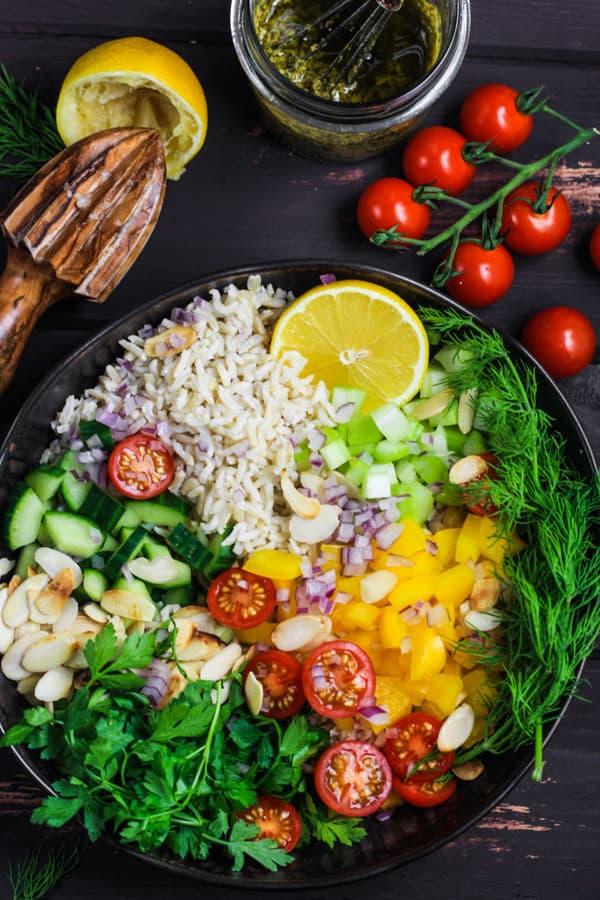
top-left (410, 627), bottom-right (446, 681)
top-left (443, 656), bottom-right (463, 677)
top-left (424, 673), bottom-right (464, 717)
top-left (462, 715), bottom-right (486, 748)
top-left (388, 518), bottom-right (426, 557)
top-left (339, 599), bottom-right (381, 630)
top-left (455, 513), bottom-right (484, 564)
top-left (406, 550), bottom-right (443, 577)
top-left (342, 629), bottom-right (379, 654)
top-left (243, 548), bottom-right (302, 580)
top-left (336, 575), bottom-right (362, 599)
top-left (435, 619), bottom-right (459, 649)
top-left (378, 606), bottom-right (409, 648)
top-left (330, 604), bottom-right (350, 634)
top-left (430, 528), bottom-right (461, 567)
top-left (366, 646), bottom-right (388, 675)
top-left (388, 574), bottom-right (437, 611)
top-left (463, 667), bottom-right (498, 716)
top-left (233, 621), bottom-right (275, 645)
top-left (320, 543), bottom-right (342, 572)
top-left (479, 516), bottom-right (526, 564)
top-left (374, 675), bottom-right (412, 729)
top-left (376, 648), bottom-right (411, 676)
top-left (401, 679), bottom-right (430, 705)
top-left (435, 563), bottom-right (475, 607)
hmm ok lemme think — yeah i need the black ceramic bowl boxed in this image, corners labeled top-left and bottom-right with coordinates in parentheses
top-left (0, 261), bottom-right (596, 889)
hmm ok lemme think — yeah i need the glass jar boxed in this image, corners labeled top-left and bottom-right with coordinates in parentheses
top-left (230, 0), bottom-right (471, 162)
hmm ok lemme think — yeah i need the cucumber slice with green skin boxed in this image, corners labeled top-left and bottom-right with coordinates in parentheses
top-left (112, 575), bottom-right (154, 602)
top-left (82, 568), bottom-right (109, 603)
top-left (143, 535), bottom-right (173, 560)
top-left (78, 483), bottom-right (125, 533)
top-left (61, 472), bottom-right (91, 512)
top-left (167, 523), bottom-right (211, 569)
top-left (79, 420), bottom-right (114, 450)
top-left (24, 465), bottom-right (65, 502)
top-left (15, 542), bottom-right (40, 580)
top-left (103, 525), bottom-right (149, 582)
top-left (123, 491), bottom-right (190, 528)
top-left (114, 506), bottom-right (143, 532)
top-left (101, 533), bottom-right (119, 553)
top-left (43, 511), bottom-right (105, 558)
top-left (163, 584), bottom-right (196, 606)
top-left (3, 484), bottom-right (46, 550)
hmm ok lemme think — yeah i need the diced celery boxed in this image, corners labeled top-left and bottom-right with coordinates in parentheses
top-left (345, 457), bottom-right (370, 488)
top-left (348, 442), bottom-right (377, 457)
top-left (321, 439), bottom-right (351, 470)
top-left (371, 403), bottom-right (414, 442)
top-left (321, 426), bottom-right (340, 443)
top-left (463, 430), bottom-right (489, 455)
top-left (414, 454), bottom-right (449, 484)
top-left (337, 423), bottom-right (348, 444)
top-left (395, 459), bottom-right (418, 483)
top-left (347, 415), bottom-right (382, 448)
top-left (434, 344), bottom-right (475, 373)
top-left (395, 481), bottom-right (435, 524)
top-left (363, 463), bottom-right (397, 499)
top-left (331, 386), bottom-right (367, 417)
top-left (373, 439), bottom-right (411, 464)
top-left (294, 442), bottom-right (311, 471)
top-left (419, 364), bottom-right (448, 399)
top-left (429, 403), bottom-right (459, 428)
top-left (444, 426), bottom-right (466, 455)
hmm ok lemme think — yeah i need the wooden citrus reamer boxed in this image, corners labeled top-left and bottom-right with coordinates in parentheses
top-left (0, 127), bottom-right (166, 395)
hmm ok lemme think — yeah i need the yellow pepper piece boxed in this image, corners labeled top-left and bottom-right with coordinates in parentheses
top-left (233, 621), bottom-right (275, 645)
top-left (340, 599), bottom-right (381, 630)
top-left (435, 563), bottom-right (475, 607)
top-left (410, 627), bottom-right (446, 681)
top-left (376, 648), bottom-right (411, 677)
top-left (455, 513), bottom-right (484, 563)
top-left (374, 675), bottom-right (412, 729)
top-left (430, 527), bottom-right (461, 567)
top-left (388, 574), bottom-right (437, 611)
top-left (342, 629), bottom-right (379, 654)
top-left (443, 656), bottom-right (463, 677)
top-left (407, 549), bottom-right (443, 577)
top-left (479, 516), bottom-right (526, 564)
top-left (388, 518), bottom-right (426, 557)
top-left (320, 543), bottom-right (342, 572)
top-left (424, 673), bottom-right (464, 718)
top-left (244, 548), bottom-right (302, 580)
top-left (379, 606), bottom-right (409, 648)
top-left (401, 679), bottom-right (430, 705)
top-left (336, 575), bottom-right (362, 599)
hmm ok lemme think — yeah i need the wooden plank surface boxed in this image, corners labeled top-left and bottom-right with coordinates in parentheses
top-left (0, 1), bottom-right (599, 898)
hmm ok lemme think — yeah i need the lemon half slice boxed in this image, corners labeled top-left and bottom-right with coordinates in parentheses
top-left (270, 280), bottom-right (429, 411)
top-left (56, 36), bottom-right (207, 180)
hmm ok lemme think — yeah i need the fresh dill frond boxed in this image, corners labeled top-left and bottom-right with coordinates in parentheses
top-left (0, 64), bottom-right (64, 180)
top-left (6, 842), bottom-right (87, 900)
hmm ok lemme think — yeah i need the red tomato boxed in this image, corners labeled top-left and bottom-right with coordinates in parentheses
top-left (207, 567), bottom-right (276, 629)
top-left (392, 773), bottom-right (457, 808)
top-left (302, 640), bottom-right (375, 719)
top-left (501, 182), bottom-right (571, 255)
top-left (445, 242), bottom-right (515, 307)
top-left (243, 649), bottom-right (305, 719)
top-left (460, 83), bottom-right (533, 153)
top-left (590, 224), bottom-right (600, 271)
top-left (520, 306), bottom-right (596, 379)
top-left (108, 434), bottom-right (174, 499)
top-left (238, 796), bottom-right (302, 851)
top-left (384, 712), bottom-right (454, 781)
top-left (357, 177), bottom-right (430, 243)
top-left (462, 452), bottom-right (499, 517)
top-left (402, 126), bottom-right (476, 195)
top-left (315, 741), bottom-right (392, 817)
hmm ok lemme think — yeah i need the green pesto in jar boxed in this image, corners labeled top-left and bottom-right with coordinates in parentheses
top-left (253, 0), bottom-right (443, 104)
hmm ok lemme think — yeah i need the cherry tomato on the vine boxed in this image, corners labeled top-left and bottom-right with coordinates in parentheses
top-left (520, 306), bottom-right (596, 379)
top-left (237, 796), bottom-right (302, 851)
top-left (207, 567), bottom-right (276, 629)
top-left (392, 773), bottom-right (457, 808)
top-left (445, 242), bottom-right (515, 307)
top-left (460, 83), bottom-right (533, 153)
top-left (501, 182), bottom-right (571, 255)
top-left (302, 640), bottom-right (375, 719)
top-left (385, 713), bottom-right (454, 781)
top-left (590, 224), bottom-right (600, 271)
top-left (315, 740), bottom-right (392, 817)
top-left (108, 433), bottom-right (174, 499)
top-left (356, 177), bottom-right (430, 243)
top-left (402, 125), bottom-right (476, 195)
top-left (242, 649), bottom-right (305, 719)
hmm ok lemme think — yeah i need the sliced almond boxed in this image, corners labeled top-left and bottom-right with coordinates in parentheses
top-left (34, 666), bottom-right (74, 703)
top-left (127, 556), bottom-right (181, 584)
top-left (34, 548), bottom-right (83, 589)
top-left (360, 570), bottom-right (398, 604)
top-left (22, 633), bottom-right (79, 673)
top-left (244, 669), bottom-right (264, 716)
top-left (65, 646), bottom-right (91, 669)
top-left (411, 388), bottom-right (455, 421)
top-left (299, 471), bottom-right (325, 494)
top-left (281, 470), bottom-right (321, 519)
top-left (178, 629), bottom-right (225, 662)
top-left (101, 589), bottom-right (157, 623)
top-left (199, 642), bottom-right (243, 681)
top-left (458, 388), bottom-right (479, 435)
top-left (289, 504), bottom-right (340, 545)
top-left (463, 608), bottom-right (503, 632)
top-left (7, 575), bottom-right (22, 595)
top-left (453, 759), bottom-right (484, 781)
top-left (144, 325), bottom-right (196, 358)
top-left (470, 576), bottom-right (501, 611)
top-left (32, 568), bottom-right (75, 624)
top-left (17, 673), bottom-right (41, 696)
top-left (1, 631), bottom-right (47, 681)
top-left (449, 454), bottom-right (489, 486)
top-left (438, 703), bottom-right (475, 752)
top-left (272, 614), bottom-right (332, 653)
top-left (15, 622), bottom-right (42, 639)
top-left (0, 616), bottom-right (15, 654)
top-left (71, 614), bottom-right (103, 636)
top-left (3, 574), bottom-right (49, 628)
top-left (82, 602), bottom-right (111, 624)
top-left (173, 618), bottom-right (195, 653)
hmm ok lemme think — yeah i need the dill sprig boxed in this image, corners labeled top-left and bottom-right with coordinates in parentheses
top-left (420, 306), bottom-right (600, 779)
top-left (7, 842), bottom-right (87, 900)
top-left (0, 64), bottom-right (64, 180)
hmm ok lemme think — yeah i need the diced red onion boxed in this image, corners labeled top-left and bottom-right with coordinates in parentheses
top-left (229, 440), bottom-right (250, 458)
top-left (319, 596), bottom-right (335, 615)
top-left (333, 590), bottom-right (352, 605)
top-left (354, 533), bottom-right (371, 548)
top-left (310, 455), bottom-right (324, 468)
top-left (357, 703), bottom-right (390, 727)
top-left (96, 409), bottom-right (120, 428)
top-left (308, 430), bottom-right (327, 451)
top-left (170, 307), bottom-right (186, 324)
top-left (334, 402), bottom-right (355, 424)
top-left (169, 332), bottom-right (186, 348)
top-left (121, 563), bottom-right (133, 581)
top-left (141, 658), bottom-right (172, 708)
top-left (375, 807), bottom-right (395, 822)
top-left (400, 606), bottom-right (419, 623)
top-left (375, 522), bottom-right (403, 550)
top-left (116, 382), bottom-right (128, 396)
top-left (429, 481), bottom-right (445, 495)
top-left (138, 324), bottom-right (154, 339)
top-left (342, 561), bottom-right (368, 577)
top-left (156, 421), bottom-right (171, 440)
top-left (116, 357), bottom-right (133, 371)
top-left (319, 273), bottom-right (336, 285)
top-left (356, 451), bottom-right (373, 465)
top-left (426, 604), bottom-right (448, 627)
top-left (300, 558), bottom-right (314, 578)
top-left (276, 587), bottom-right (290, 610)
top-left (400, 636), bottom-right (412, 654)
top-left (426, 539), bottom-right (438, 556)
top-left (421, 432), bottom-right (435, 448)
top-left (335, 522), bottom-right (355, 543)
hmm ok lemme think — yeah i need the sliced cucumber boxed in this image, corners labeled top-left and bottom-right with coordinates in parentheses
top-left (124, 491), bottom-right (190, 528)
top-left (103, 525), bottom-right (149, 582)
top-left (3, 484), bottom-right (46, 550)
top-left (24, 464), bottom-right (65, 502)
top-left (15, 542), bottom-right (40, 580)
top-left (58, 450), bottom-right (91, 511)
top-left (114, 506), bottom-right (141, 532)
top-left (43, 510), bottom-right (105, 558)
top-left (143, 534), bottom-right (173, 560)
top-left (82, 568), bottom-right (109, 603)
top-left (163, 584), bottom-right (196, 606)
top-left (167, 523), bottom-right (211, 569)
top-left (79, 483), bottom-right (125, 533)
top-left (79, 420), bottom-right (115, 450)
top-left (111, 575), bottom-right (154, 602)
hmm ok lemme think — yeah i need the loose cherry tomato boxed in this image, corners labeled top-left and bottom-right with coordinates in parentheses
top-left (445, 242), bottom-right (515, 307)
top-left (392, 773), bottom-right (457, 808)
top-left (384, 712), bottom-right (454, 781)
top-left (243, 649), bottom-right (305, 719)
top-left (302, 640), bottom-right (375, 719)
top-left (463, 452), bottom-right (499, 517)
top-left (501, 182), bottom-right (571, 255)
top-left (357, 177), bottom-right (430, 243)
top-left (315, 740), bottom-right (392, 817)
top-left (460, 83), bottom-right (533, 153)
top-left (520, 306), bottom-right (596, 378)
top-left (108, 433), bottom-right (174, 499)
top-left (590, 224), bottom-right (600, 271)
top-left (402, 126), bottom-right (476, 195)
top-left (207, 567), bottom-right (276, 629)
top-left (238, 796), bottom-right (302, 851)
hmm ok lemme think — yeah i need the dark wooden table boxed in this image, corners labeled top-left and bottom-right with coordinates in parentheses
top-left (1, 2), bottom-right (599, 898)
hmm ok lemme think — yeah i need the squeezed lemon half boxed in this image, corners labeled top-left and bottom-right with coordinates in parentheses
top-left (56, 36), bottom-right (208, 180)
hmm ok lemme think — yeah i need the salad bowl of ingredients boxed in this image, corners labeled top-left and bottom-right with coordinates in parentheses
top-left (0, 261), bottom-right (598, 888)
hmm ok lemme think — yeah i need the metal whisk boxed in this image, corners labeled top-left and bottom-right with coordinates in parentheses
top-left (298, 0), bottom-right (405, 89)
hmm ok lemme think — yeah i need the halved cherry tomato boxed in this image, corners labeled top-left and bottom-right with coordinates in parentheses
top-left (445, 241), bottom-right (515, 307)
top-left (501, 182), bottom-right (571, 255)
top-left (315, 740), bottom-right (392, 817)
top-left (460, 83), bottom-right (533, 153)
top-left (464, 452), bottom-right (499, 517)
top-left (356, 177), bottom-right (431, 243)
top-left (238, 796), bottom-right (302, 851)
top-left (108, 433), bottom-right (174, 499)
top-left (302, 640), bottom-right (375, 719)
top-left (402, 126), bottom-right (476, 195)
top-left (384, 712), bottom-right (454, 782)
top-left (207, 567), bottom-right (276, 629)
top-left (590, 224), bottom-right (600, 271)
top-left (243, 649), bottom-right (305, 719)
top-left (392, 773), bottom-right (457, 808)
top-left (520, 306), bottom-right (596, 379)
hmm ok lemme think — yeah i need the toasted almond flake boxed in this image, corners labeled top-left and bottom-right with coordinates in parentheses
top-left (17, 673), bottom-right (40, 696)
top-left (34, 666), bottom-right (74, 703)
top-left (22, 633), bottom-right (79, 673)
top-left (449, 454), bottom-right (489, 486)
top-left (453, 759), bottom-right (484, 781)
top-left (15, 622), bottom-right (42, 639)
top-left (144, 325), bottom-right (196, 358)
top-left (1, 631), bottom-right (47, 681)
top-left (438, 703), bottom-right (475, 752)
top-left (281, 470), bottom-right (321, 519)
top-left (411, 388), bottom-right (455, 421)
top-left (289, 504), bottom-right (340, 544)
top-left (71, 614), bottom-right (103, 636)
top-left (199, 642), bottom-right (242, 681)
top-left (463, 608), bottom-right (503, 632)
top-left (272, 614), bottom-right (331, 653)
top-left (32, 569), bottom-right (75, 623)
top-left (458, 388), bottom-right (478, 435)
top-left (470, 576), bottom-right (501, 611)
top-left (360, 570), bottom-right (398, 604)
top-left (3, 574), bottom-right (49, 628)
top-left (178, 630), bottom-right (225, 662)
top-left (244, 670), bottom-right (264, 715)
top-left (127, 556), bottom-right (181, 584)
top-left (7, 575), bottom-right (22, 595)
top-left (34, 548), bottom-right (83, 588)
top-left (82, 602), bottom-right (111, 624)
top-left (101, 589), bottom-right (157, 623)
